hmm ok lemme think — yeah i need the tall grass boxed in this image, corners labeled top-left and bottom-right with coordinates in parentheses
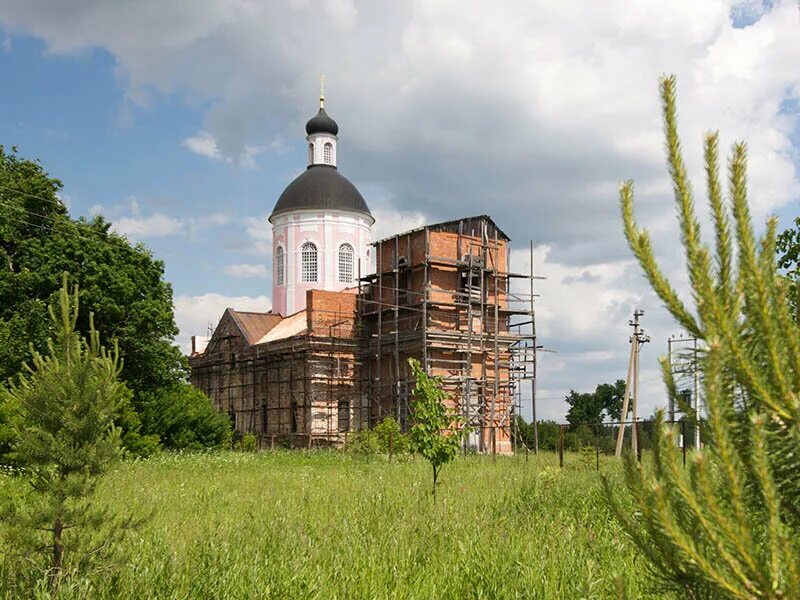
top-left (1, 452), bottom-right (650, 599)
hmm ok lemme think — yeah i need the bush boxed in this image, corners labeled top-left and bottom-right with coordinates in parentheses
top-left (346, 429), bottom-right (380, 455)
top-left (240, 433), bottom-right (257, 452)
top-left (346, 417), bottom-right (411, 456)
top-left (373, 416), bottom-right (411, 454)
top-left (139, 383), bottom-right (231, 451)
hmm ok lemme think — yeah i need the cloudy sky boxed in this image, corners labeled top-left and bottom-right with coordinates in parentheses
top-left (0, 0), bottom-right (798, 421)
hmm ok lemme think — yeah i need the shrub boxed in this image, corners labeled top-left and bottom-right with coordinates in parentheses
top-left (346, 429), bottom-right (380, 455)
top-left (139, 383), bottom-right (231, 451)
top-left (373, 416), bottom-right (411, 454)
top-left (346, 417), bottom-right (410, 456)
top-left (241, 433), bottom-right (257, 452)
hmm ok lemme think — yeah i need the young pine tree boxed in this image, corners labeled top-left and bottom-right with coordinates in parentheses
top-left (407, 358), bottom-right (466, 501)
top-left (1, 275), bottom-right (135, 593)
top-left (605, 76), bottom-right (800, 598)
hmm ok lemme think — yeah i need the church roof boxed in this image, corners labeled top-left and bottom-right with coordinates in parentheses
top-left (256, 310), bottom-right (307, 344)
top-left (227, 310), bottom-right (283, 345)
top-left (305, 107), bottom-right (339, 136)
top-left (373, 214), bottom-right (511, 245)
top-left (269, 165), bottom-right (374, 222)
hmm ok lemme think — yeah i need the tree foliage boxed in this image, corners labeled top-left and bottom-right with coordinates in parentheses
top-left (138, 383), bottom-right (231, 451)
top-left (513, 417), bottom-right (560, 451)
top-left (0, 147), bottom-right (231, 455)
top-left (0, 146), bottom-right (186, 401)
top-left (605, 75), bottom-right (800, 598)
top-left (0, 276), bottom-right (138, 592)
top-left (407, 358), bottom-right (466, 500)
top-left (776, 216), bottom-right (799, 320)
top-left (565, 379), bottom-right (626, 425)
top-left (346, 417), bottom-right (411, 456)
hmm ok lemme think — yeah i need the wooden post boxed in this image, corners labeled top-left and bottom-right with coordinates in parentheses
top-left (682, 420), bottom-right (687, 467)
top-left (615, 342), bottom-right (636, 457)
top-left (632, 329), bottom-right (640, 457)
top-left (595, 424), bottom-right (600, 471)
top-left (635, 422), bottom-right (642, 463)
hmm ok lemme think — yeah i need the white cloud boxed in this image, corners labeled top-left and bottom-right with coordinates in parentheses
top-left (182, 130), bottom-right (261, 167)
top-left (370, 201), bottom-right (427, 243)
top-left (92, 196), bottom-right (231, 240)
top-left (512, 244), bottom-right (688, 422)
top-left (1, 36), bottom-right (10, 53)
top-left (113, 213), bottom-right (184, 239)
top-left (182, 131), bottom-right (219, 159)
top-left (3, 0), bottom-right (798, 421)
top-left (174, 292), bottom-right (271, 353)
top-left (224, 263), bottom-right (268, 278)
top-left (243, 216), bottom-right (272, 255)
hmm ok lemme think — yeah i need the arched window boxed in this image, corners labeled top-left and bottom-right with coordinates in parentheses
top-left (308, 143), bottom-right (314, 164)
top-left (338, 400), bottom-right (350, 432)
top-left (323, 142), bottom-right (332, 165)
top-left (301, 242), bottom-right (318, 283)
top-left (274, 246), bottom-right (285, 286)
top-left (338, 243), bottom-right (354, 283)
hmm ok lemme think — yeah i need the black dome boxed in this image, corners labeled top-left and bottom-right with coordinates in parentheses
top-left (305, 108), bottom-right (339, 136)
top-left (269, 165), bottom-right (373, 222)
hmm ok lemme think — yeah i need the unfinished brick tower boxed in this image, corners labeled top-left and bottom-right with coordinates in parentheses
top-left (358, 216), bottom-right (536, 454)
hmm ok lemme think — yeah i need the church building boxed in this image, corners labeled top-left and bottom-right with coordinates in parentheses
top-left (189, 89), bottom-right (536, 454)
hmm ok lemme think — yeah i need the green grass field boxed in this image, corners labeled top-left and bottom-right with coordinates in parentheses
top-left (1, 451), bottom-right (653, 599)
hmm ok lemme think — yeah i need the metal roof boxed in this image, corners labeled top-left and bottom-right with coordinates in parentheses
top-left (227, 310), bottom-right (283, 345)
top-left (372, 214), bottom-right (511, 245)
top-left (269, 165), bottom-right (373, 222)
top-left (256, 311), bottom-right (307, 344)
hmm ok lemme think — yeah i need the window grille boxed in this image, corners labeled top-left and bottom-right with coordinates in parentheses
top-left (301, 242), bottom-right (318, 283)
top-left (275, 246), bottom-right (285, 286)
top-left (338, 243), bottom-right (354, 283)
top-left (323, 142), bottom-right (332, 164)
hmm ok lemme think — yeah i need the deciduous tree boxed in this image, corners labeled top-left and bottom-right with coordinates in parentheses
top-left (0, 147), bottom-right (225, 455)
top-left (407, 358), bottom-right (466, 501)
top-left (777, 216), bottom-right (799, 320)
top-left (0, 146), bottom-right (186, 404)
top-left (565, 379), bottom-right (626, 425)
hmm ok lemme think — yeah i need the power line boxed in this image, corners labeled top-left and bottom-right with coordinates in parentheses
top-left (0, 186), bottom-right (131, 249)
top-left (0, 208), bottom-right (122, 250)
top-left (0, 183), bottom-right (67, 209)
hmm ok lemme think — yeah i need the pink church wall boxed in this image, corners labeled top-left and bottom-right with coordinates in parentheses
top-left (271, 209), bottom-right (372, 316)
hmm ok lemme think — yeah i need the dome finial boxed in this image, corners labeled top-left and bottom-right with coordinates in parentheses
top-left (319, 74), bottom-right (325, 109)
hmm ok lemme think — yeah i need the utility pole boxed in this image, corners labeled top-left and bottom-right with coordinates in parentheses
top-left (667, 333), bottom-right (701, 448)
top-left (530, 240), bottom-right (538, 454)
top-left (615, 309), bottom-right (650, 457)
top-left (694, 336), bottom-right (700, 450)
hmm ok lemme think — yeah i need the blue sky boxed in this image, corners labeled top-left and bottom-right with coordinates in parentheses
top-left (0, 35), bottom-right (301, 300)
top-left (0, 1), bottom-right (798, 421)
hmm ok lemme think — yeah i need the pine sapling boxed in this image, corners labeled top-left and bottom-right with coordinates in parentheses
top-left (605, 76), bottom-right (800, 598)
top-left (0, 275), bottom-right (140, 594)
